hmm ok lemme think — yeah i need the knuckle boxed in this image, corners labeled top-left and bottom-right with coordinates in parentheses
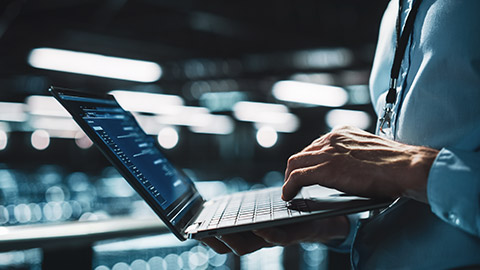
top-left (321, 132), bottom-right (338, 145)
top-left (289, 169), bottom-right (303, 181)
top-left (328, 131), bottom-right (342, 140)
top-left (312, 137), bottom-right (324, 145)
top-left (286, 155), bottom-right (296, 166)
top-left (332, 143), bottom-right (349, 153)
top-left (333, 125), bottom-right (351, 132)
top-left (287, 153), bottom-right (302, 164)
top-left (286, 154), bottom-right (302, 170)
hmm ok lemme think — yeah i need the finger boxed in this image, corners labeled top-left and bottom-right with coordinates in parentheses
top-left (215, 231), bottom-right (273, 256)
top-left (200, 237), bottom-right (232, 254)
top-left (253, 220), bottom-right (321, 246)
top-left (284, 150), bottom-right (333, 181)
top-left (282, 163), bottom-right (332, 201)
top-left (254, 216), bottom-right (350, 246)
top-left (252, 227), bottom-right (287, 245)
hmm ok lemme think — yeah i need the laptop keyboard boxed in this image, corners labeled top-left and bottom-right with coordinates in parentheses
top-left (205, 188), bottom-right (305, 229)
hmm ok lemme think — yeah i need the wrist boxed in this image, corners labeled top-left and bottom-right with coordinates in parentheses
top-left (404, 146), bottom-right (439, 203)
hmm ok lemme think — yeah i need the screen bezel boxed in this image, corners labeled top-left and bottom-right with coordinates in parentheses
top-left (49, 86), bottom-right (204, 240)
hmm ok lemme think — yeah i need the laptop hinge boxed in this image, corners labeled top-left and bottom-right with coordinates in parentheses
top-left (182, 199), bottom-right (220, 237)
top-left (185, 221), bottom-right (203, 235)
top-left (179, 198), bottom-right (207, 235)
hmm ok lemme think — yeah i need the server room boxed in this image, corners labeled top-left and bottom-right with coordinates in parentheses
top-left (2, 0), bottom-right (479, 269)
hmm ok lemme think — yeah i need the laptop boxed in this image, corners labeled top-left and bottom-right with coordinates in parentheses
top-left (49, 86), bottom-right (392, 241)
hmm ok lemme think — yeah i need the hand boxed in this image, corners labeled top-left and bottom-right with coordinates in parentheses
top-left (200, 215), bottom-right (349, 255)
top-left (282, 126), bottom-right (439, 203)
top-left (253, 215), bottom-right (349, 246)
top-left (200, 231), bottom-right (273, 256)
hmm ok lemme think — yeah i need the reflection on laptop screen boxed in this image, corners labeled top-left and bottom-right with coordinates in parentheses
top-left (58, 93), bottom-right (190, 211)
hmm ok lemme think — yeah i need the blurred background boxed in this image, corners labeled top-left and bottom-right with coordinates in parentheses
top-left (0, 0), bottom-right (388, 269)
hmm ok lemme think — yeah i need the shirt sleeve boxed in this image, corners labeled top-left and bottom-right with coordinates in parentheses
top-left (427, 147), bottom-right (480, 237)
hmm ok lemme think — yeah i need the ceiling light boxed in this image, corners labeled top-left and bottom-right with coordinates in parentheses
top-left (31, 130), bottom-right (50, 150)
top-left (254, 118), bottom-right (298, 133)
top-left (233, 101), bottom-right (299, 133)
top-left (75, 131), bottom-right (93, 149)
top-left (189, 114), bottom-right (234, 135)
top-left (0, 130), bottom-right (7, 151)
top-left (293, 48), bottom-right (353, 69)
top-left (28, 48), bottom-right (162, 82)
top-left (157, 127), bottom-right (179, 149)
top-left (325, 109), bottom-right (372, 130)
top-left (26, 95), bottom-right (71, 117)
top-left (29, 116), bottom-right (79, 132)
top-left (272, 80), bottom-right (348, 107)
top-left (109, 90), bottom-right (183, 114)
top-left (233, 101), bottom-right (288, 120)
top-left (233, 101), bottom-right (287, 121)
top-left (0, 102), bottom-right (27, 122)
top-left (256, 126), bottom-right (278, 148)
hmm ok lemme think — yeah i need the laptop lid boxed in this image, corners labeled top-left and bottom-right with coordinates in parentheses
top-left (49, 86), bottom-right (203, 240)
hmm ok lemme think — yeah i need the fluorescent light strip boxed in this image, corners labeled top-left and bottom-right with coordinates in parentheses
top-left (26, 95), bottom-right (71, 117)
top-left (28, 48), bottom-right (162, 82)
top-left (233, 101), bottom-right (299, 133)
top-left (132, 112), bottom-right (234, 135)
top-left (0, 130), bottom-right (7, 150)
top-left (29, 116), bottom-right (80, 132)
top-left (234, 101), bottom-right (288, 114)
top-left (109, 90), bottom-right (184, 114)
top-left (325, 109), bottom-right (371, 130)
top-left (0, 102), bottom-right (27, 122)
top-left (233, 101), bottom-right (288, 122)
top-left (189, 114), bottom-right (234, 135)
top-left (293, 48), bottom-right (353, 69)
top-left (272, 80), bottom-right (348, 107)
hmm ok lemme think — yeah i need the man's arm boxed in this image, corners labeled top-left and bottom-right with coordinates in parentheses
top-left (283, 125), bottom-right (480, 238)
top-left (282, 126), bottom-right (439, 203)
top-left (202, 125), bottom-right (440, 255)
top-left (202, 124), bottom-right (480, 255)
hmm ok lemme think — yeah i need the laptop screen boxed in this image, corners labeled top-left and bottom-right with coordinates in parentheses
top-left (51, 88), bottom-right (202, 238)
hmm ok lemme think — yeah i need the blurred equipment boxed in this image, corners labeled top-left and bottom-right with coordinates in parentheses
top-left (0, 0), bottom-right (388, 269)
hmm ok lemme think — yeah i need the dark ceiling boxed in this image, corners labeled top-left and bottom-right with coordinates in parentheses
top-left (0, 0), bottom-right (388, 101)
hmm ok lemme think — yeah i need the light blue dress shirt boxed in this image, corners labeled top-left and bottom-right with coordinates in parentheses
top-left (339, 0), bottom-right (480, 268)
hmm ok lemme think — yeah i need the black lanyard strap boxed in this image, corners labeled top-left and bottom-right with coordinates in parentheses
top-left (386, 0), bottom-right (423, 104)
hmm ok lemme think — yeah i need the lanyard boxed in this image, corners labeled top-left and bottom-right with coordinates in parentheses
top-left (379, 0), bottom-right (423, 134)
